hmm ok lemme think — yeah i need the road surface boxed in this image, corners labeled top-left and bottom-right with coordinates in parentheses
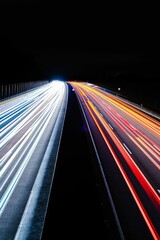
top-left (0, 81), bottom-right (68, 240)
top-left (69, 81), bottom-right (160, 240)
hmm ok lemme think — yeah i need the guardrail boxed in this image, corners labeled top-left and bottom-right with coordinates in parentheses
top-left (0, 81), bottom-right (49, 100)
top-left (98, 86), bottom-right (160, 119)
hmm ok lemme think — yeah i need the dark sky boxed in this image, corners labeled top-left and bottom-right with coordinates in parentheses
top-left (0, 2), bottom-right (160, 85)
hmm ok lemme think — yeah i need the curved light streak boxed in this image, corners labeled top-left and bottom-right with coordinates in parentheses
top-left (0, 81), bottom-right (67, 217)
top-left (69, 81), bottom-right (160, 240)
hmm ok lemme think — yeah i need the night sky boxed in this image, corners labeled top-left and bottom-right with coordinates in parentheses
top-left (0, 2), bottom-right (160, 111)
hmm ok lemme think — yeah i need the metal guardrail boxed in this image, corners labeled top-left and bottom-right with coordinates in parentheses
top-left (98, 86), bottom-right (160, 120)
top-left (0, 81), bottom-right (49, 100)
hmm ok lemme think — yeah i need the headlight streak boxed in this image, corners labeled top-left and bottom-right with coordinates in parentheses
top-left (0, 81), bottom-right (66, 217)
top-left (1, 89), bottom-right (63, 157)
top-left (0, 96), bottom-right (56, 166)
top-left (0, 83), bottom-right (54, 120)
top-left (1, 86), bottom-right (60, 143)
top-left (0, 100), bottom-right (58, 215)
top-left (69, 82), bottom-right (160, 240)
top-left (1, 92), bottom-right (61, 178)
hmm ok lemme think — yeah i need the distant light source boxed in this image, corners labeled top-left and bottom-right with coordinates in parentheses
top-left (118, 87), bottom-right (121, 91)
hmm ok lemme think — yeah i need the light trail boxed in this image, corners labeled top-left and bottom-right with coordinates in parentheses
top-left (69, 81), bottom-right (160, 240)
top-left (0, 81), bottom-right (68, 219)
top-left (80, 83), bottom-right (160, 137)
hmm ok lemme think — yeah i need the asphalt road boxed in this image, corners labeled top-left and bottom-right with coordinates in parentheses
top-left (1, 81), bottom-right (159, 240)
top-left (68, 82), bottom-right (160, 240)
top-left (41, 84), bottom-right (121, 239)
top-left (0, 81), bottom-right (68, 240)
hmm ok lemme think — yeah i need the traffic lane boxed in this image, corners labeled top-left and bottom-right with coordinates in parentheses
top-left (0, 82), bottom-right (52, 112)
top-left (76, 92), bottom-right (159, 240)
top-left (1, 91), bottom-right (60, 158)
top-left (78, 88), bottom-right (160, 193)
top-left (103, 94), bottom-right (159, 147)
top-left (69, 84), bottom-right (159, 200)
top-left (89, 95), bottom-right (160, 191)
top-left (1, 84), bottom-right (60, 144)
top-left (85, 88), bottom-right (159, 146)
top-left (0, 82), bottom-right (68, 240)
top-left (1, 89), bottom-right (61, 188)
top-left (1, 83), bottom-right (66, 215)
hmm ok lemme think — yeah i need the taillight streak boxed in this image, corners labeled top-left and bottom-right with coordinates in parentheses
top-left (83, 85), bottom-right (160, 137)
top-left (70, 82), bottom-right (160, 239)
top-left (87, 93), bottom-right (160, 169)
top-left (83, 97), bottom-right (160, 240)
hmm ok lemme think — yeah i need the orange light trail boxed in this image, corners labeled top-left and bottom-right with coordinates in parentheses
top-left (86, 100), bottom-right (160, 208)
top-left (73, 83), bottom-right (160, 170)
top-left (69, 81), bottom-right (160, 240)
top-left (78, 83), bottom-right (160, 137)
top-left (87, 94), bottom-right (160, 169)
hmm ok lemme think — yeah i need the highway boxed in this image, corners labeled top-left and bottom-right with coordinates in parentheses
top-left (0, 81), bottom-right (68, 240)
top-left (68, 82), bottom-right (160, 240)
